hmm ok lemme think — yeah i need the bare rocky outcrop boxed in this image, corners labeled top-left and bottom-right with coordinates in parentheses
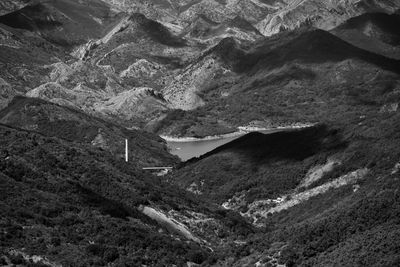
top-left (380, 103), bottom-right (398, 113)
top-left (26, 82), bottom-right (106, 112)
top-left (6, 249), bottom-right (61, 267)
top-left (72, 16), bottom-right (131, 60)
top-left (245, 168), bottom-right (369, 226)
top-left (138, 205), bottom-right (202, 243)
top-left (95, 87), bottom-right (168, 122)
top-left (298, 158), bottom-right (341, 189)
top-left (99, 0), bottom-right (400, 39)
top-left (163, 52), bottom-right (230, 110)
top-left (0, 26), bottom-right (22, 49)
top-left (119, 59), bottom-right (164, 79)
top-left (0, 77), bottom-right (17, 110)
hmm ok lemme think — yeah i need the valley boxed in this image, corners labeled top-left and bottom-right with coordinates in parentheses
top-left (1, 0), bottom-right (400, 266)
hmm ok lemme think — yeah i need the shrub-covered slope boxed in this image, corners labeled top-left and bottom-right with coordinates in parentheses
top-left (332, 12), bottom-right (400, 59)
top-left (0, 122), bottom-right (202, 265)
top-left (0, 96), bottom-right (177, 167)
top-left (0, 117), bottom-right (254, 266)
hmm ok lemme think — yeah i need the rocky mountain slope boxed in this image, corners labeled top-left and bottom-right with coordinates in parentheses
top-left (0, 0), bottom-right (122, 110)
top-left (180, 15), bottom-right (264, 45)
top-left (2, 0), bottom-right (398, 134)
top-left (101, 0), bottom-right (400, 36)
top-left (0, 10), bottom-right (191, 127)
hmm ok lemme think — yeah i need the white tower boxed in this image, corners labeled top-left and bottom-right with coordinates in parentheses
top-left (125, 139), bottom-right (128, 162)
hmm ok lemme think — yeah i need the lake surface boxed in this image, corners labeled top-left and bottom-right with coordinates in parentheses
top-left (166, 129), bottom-right (279, 161)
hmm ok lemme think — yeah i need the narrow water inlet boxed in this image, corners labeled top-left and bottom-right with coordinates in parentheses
top-left (164, 128), bottom-right (303, 161)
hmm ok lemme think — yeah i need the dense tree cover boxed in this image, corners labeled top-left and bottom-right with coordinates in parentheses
top-left (0, 123), bottom-right (254, 266)
top-left (0, 96), bottom-right (178, 167)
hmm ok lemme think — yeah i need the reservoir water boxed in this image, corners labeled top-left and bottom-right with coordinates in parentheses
top-left (165, 129), bottom-right (279, 161)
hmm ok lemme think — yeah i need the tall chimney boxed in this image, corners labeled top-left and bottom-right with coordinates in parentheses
top-left (125, 138), bottom-right (128, 162)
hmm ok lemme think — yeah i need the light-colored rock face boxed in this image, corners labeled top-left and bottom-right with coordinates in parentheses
top-left (181, 16), bottom-right (264, 45)
top-left (119, 59), bottom-right (163, 79)
top-left (103, 0), bottom-right (269, 25)
top-left (46, 61), bottom-right (122, 96)
top-left (298, 158), bottom-right (341, 189)
top-left (138, 205), bottom-right (226, 246)
top-left (26, 82), bottom-right (103, 111)
top-left (0, 27), bottom-right (22, 49)
top-left (15, 13), bottom-right (184, 126)
top-left (138, 205), bottom-right (202, 243)
top-left (179, 0), bottom-right (273, 25)
top-left (163, 55), bottom-right (225, 110)
top-left (380, 103), bottom-right (399, 113)
top-left (0, 77), bottom-right (17, 110)
top-left (100, 0), bottom-right (276, 30)
top-left (244, 168), bottom-right (369, 226)
top-left (27, 82), bottom-right (101, 113)
top-left (26, 81), bottom-right (168, 125)
top-left (101, 0), bottom-right (179, 23)
top-left (95, 87), bottom-right (168, 121)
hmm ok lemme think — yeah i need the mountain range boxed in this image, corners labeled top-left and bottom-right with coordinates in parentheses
top-left (1, 0), bottom-right (400, 266)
